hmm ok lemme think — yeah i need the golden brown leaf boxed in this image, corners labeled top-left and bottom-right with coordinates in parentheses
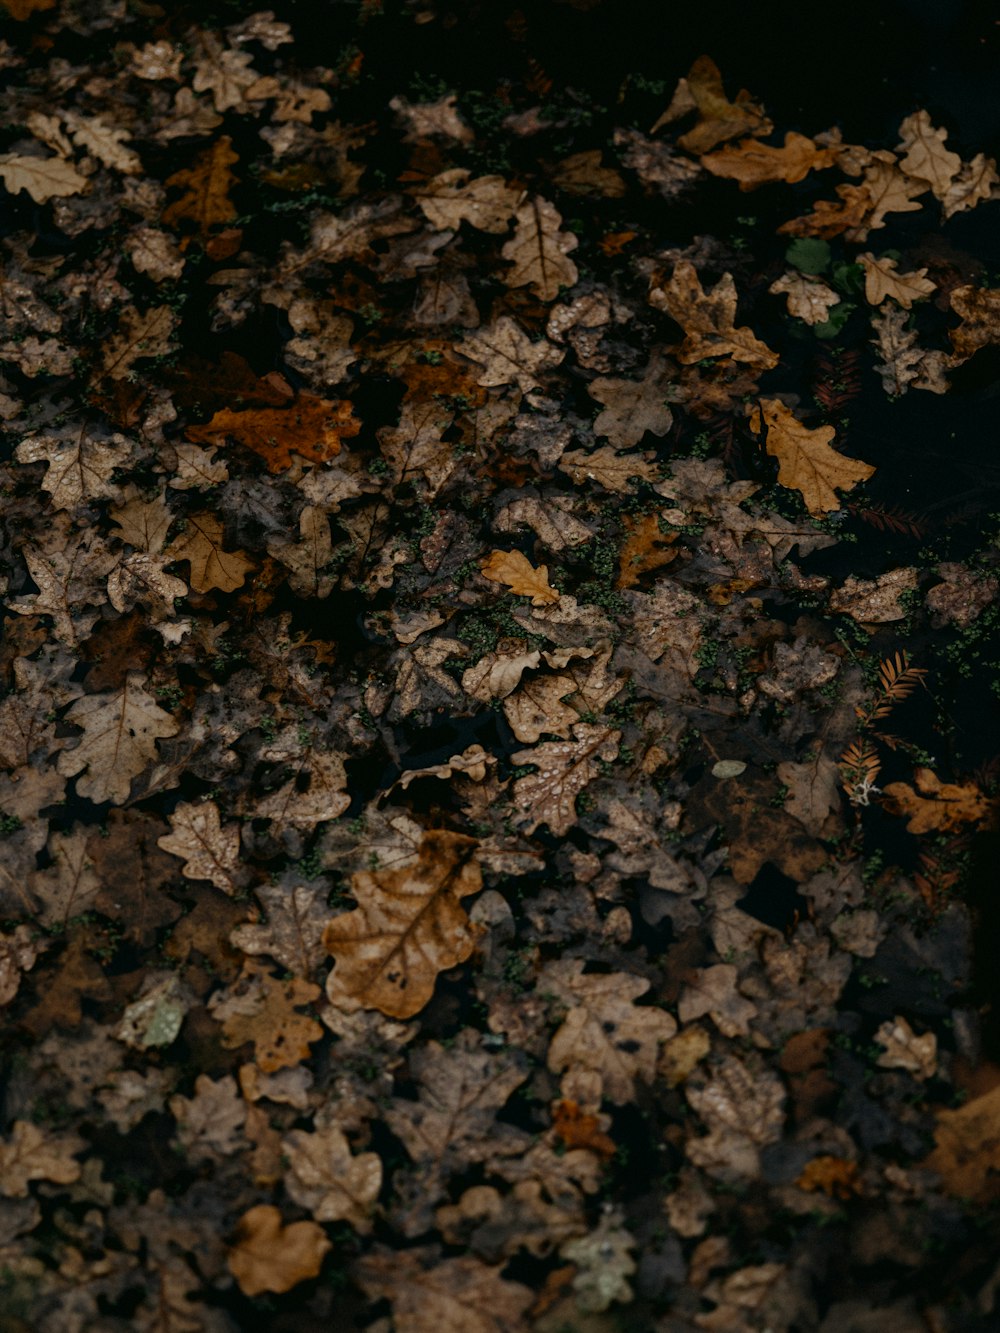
top-left (896, 110), bottom-right (961, 200)
top-left (882, 768), bottom-right (992, 834)
top-left (511, 723), bottom-right (621, 837)
top-left (186, 394), bottom-right (360, 473)
top-left (794, 1155), bottom-right (861, 1199)
top-left (481, 549), bottom-right (560, 605)
top-left (323, 829), bottom-right (483, 1018)
top-left (616, 513), bottom-right (678, 588)
top-left (228, 1205), bottom-right (331, 1297)
top-left (700, 132), bottom-right (833, 190)
top-left (162, 137), bottom-right (240, 235)
top-left (671, 56), bottom-right (772, 155)
top-left (948, 284), bottom-right (1000, 363)
top-left (923, 1082), bottom-right (1000, 1202)
top-left (165, 511), bottom-right (254, 593)
top-left (649, 261), bottom-right (778, 369)
top-left (858, 253), bottom-right (936, 308)
top-left (210, 963), bottom-right (322, 1072)
top-left (501, 197), bottom-right (579, 302)
top-left (750, 398), bottom-right (875, 515)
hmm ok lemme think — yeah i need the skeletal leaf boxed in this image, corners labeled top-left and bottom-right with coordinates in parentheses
top-left (57, 672), bottom-right (180, 805)
top-left (157, 800), bottom-right (241, 893)
top-left (750, 398), bottom-right (875, 514)
top-left (228, 1205), bottom-right (331, 1297)
top-left (501, 196), bottom-right (579, 302)
top-left (324, 829), bottom-right (483, 1019)
top-left (481, 550), bottom-right (559, 605)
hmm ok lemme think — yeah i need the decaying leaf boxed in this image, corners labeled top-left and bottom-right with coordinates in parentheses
top-left (924, 1083), bottom-right (1000, 1202)
top-left (947, 284), bottom-right (1000, 364)
top-left (768, 271), bottom-right (841, 325)
top-left (186, 395), bottom-right (360, 472)
top-left (700, 132), bottom-right (834, 189)
top-left (666, 56), bottom-right (772, 155)
top-left (210, 963), bottom-right (323, 1072)
top-left (858, 253), bottom-right (936, 308)
top-left (458, 317), bottom-right (565, 392)
top-left (501, 197), bottom-right (579, 302)
top-left (282, 1123), bottom-right (382, 1229)
top-left (324, 830), bottom-right (483, 1018)
top-left (162, 136), bottom-right (240, 234)
top-left (750, 398), bottom-right (875, 514)
top-left (511, 723), bottom-right (621, 837)
top-left (0, 152), bottom-right (88, 203)
top-left (165, 512), bottom-right (254, 593)
top-left (353, 1247), bottom-right (533, 1333)
top-left (0, 1120), bottom-right (84, 1197)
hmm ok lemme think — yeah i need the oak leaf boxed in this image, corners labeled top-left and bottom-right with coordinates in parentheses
top-left (323, 829), bottom-right (483, 1018)
top-left (501, 196), bottom-right (579, 302)
top-left (186, 395), bottom-right (359, 472)
top-left (678, 963), bottom-right (757, 1038)
top-left (1, 0), bottom-right (55, 17)
top-left (777, 181), bottom-right (876, 239)
top-left (670, 56), bottom-right (772, 155)
top-left (829, 566), bottom-right (919, 622)
top-left (101, 305), bottom-right (177, 382)
top-left (650, 262), bottom-right (778, 369)
top-left (896, 110), bottom-right (961, 200)
top-left (162, 137), bottom-right (239, 234)
top-left (354, 1248), bottom-right (533, 1333)
top-left (940, 153), bottom-right (999, 220)
top-left (550, 149), bottom-right (626, 197)
top-left (15, 428), bottom-right (129, 511)
top-left (267, 504), bottom-right (335, 598)
top-left (57, 672), bottom-right (180, 805)
top-left (560, 1210), bottom-right (636, 1313)
top-left (858, 253), bottom-right (936, 308)
top-left (871, 304), bottom-right (950, 395)
top-left (923, 1082), bottom-right (1000, 1202)
top-left (616, 512), bottom-right (678, 587)
top-left (457, 317), bottom-right (564, 393)
top-left (228, 1205), bottom-right (331, 1297)
top-left (0, 152), bottom-right (88, 203)
top-left (511, 722), bottom-right (620, 836)
top-left (282, 1123), bottom-right (382, 1229)
top-left (165, 512), bottom-right (254, 593)
top-left (157, 800), bottom-right (241, 893)
top-left (882, 768), bottom-right (992, 834)
top-left (543, 959), bottom-right (676, 1103)
top-left (481, 549), bottom-right (559, 605)
top-left (191, 32), bottom-right (258, 113)
top-left (64, 112), bottom-right (141, 174)
top-left (230, 880), bottom-right (331, 979)
top-left (685, 1056), bottom-right (785, 1180)
top-left (700, 132), bottom-right (833, 189)
top-left (254, 750), bottom-right (350, 830)
top-left (413, 168), bottom-right (520, 232)
top-left (874, 1016), bottom-right (937, 1079)
top-left (377, 400), bottom-right (456, 497)
top-left (0, 1120), bottom-right (83, 1197)
top-left (768, 271), bottom-right (841, 325)
top-left (503, 673), bottom-right (579, 744)
top-left (210, 964), bottom-right (323, 1072)
top-left (750, 398), bottom-right (875, 514)
top-left (170, 1073), bottom-right (246, 1159)
top-left (587, 360), bottom-right (675, 448)
top-left (948, 284), bottom-right (1000, 363)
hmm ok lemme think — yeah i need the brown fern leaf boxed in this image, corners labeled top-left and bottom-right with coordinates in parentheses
top-left (846, 502), bottom-right (925, 539)
top-left (839, 741), bottom-right (881, 799)
top-left (879, 651), bottom-right (928, 701)
top-left (813, 347), bottom-right (862, 415)
top-left (525, 58), bottom-right (553, 97)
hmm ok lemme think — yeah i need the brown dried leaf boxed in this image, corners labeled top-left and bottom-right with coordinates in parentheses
top-left (228, 1205), bottom-right (331, 1297)
top-left (882, 767), bottom-right (992, 834)
top-left (0, 1120), bottom-right (83, 1197)
top-left (15, 429), bottom-right (129, 511)
top-left (0, 152), bottom-right (88, 203)
top-left (162, 137), bottom-right (239, 234)
top-left (324, 829), bottom-right (483, 1018)
top-left (923, 1082), bottom-right (1000, 1202)
top-left (511, 722), bottom-right (621, 837)
top-left (501, 197), bottom-right (578, 302)
top-left (282, 1123), bottom-right (382, 1229)
top-left (210, 964), bottom-right (322, 1072)
top-left (768, 271), bottom-right (841, 325)
top-left (948, 284), bottom-right (1000, 363)
top-left (165, 512), bottom-right (255, 593)
top-left (750, 398), bottom-right (875, 514)
top-left (700, 132), bottom-right (833, 189)
top-left (186, 395), bottom-right (360, 473)
top-left (650, 262), bottom-right (778, 369)
top-left (413, 168), bottom-right (520, 232)
top-left (858, 253), bottom-right (936, 308)
top-left (457, 317), bottom-right (564, 393)
top-left (157, 800), bottom-right (241, 894)
top-left (896, 110), bottom-right (961, 200)
top-left (672, 56), bottom-right (772, 155)
top-left (101, 305), bottom-right (177, 382)
top-left (482, 549), bottom-right (560, 605)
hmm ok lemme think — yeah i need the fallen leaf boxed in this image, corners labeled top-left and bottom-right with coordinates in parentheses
top-left (324, 829), bottom-right (483, 1018)
top-left (511, 723), bottom-right (621, 837)
top-left (15, 428), bottom-right (130, 511)
top-left (412, 168), bottom-right (520, 232)
top-left (157, 799), bottom-right (241, 893)
top-left (882, 767), bottom-right (992, 834)
top-left (210, 964), bottom-right (323, 1072)
top-left (0, 1120), bottom-right (83, 1197)
top-left (282, 1123), bottom-right (382, 1229)
top-left (795, 1155), bottom-right (861, 1199)
top-left (458, 316), bottom-right (565, 393)
top-left (700, 132), bottom-right (833, 189)
top-left (501, 196), bottom-right (579, 302)
top-left (0, 153), bottom-right (88, 203)
top-left (896, 110), bottom-right (961, 200)
top-left (768, 271), bottom-right (841, 325)
top-left (923, 1082), bottom-right (1000, 1202)
top-left (678, 964), bottom-right (757, 1038)
top-left (829, 566), bottom-right (919, 622)
top-left (57, 672), bottom-right (180, 805)
top-left (670, 56), bottom-right (772, 154)
top-left (874, 1016), bottom-right (937, 1079)
top-left (162, 137), bottom-right (240, 234)
top-left (616, 512), bottom-right (679, 587)
top-left (685, 1055), bottom-right (785, 1180)
top-left (101, 305), bottom-right (177, 381)
top-left (871, 304), bottom-right (950, 394)
top-left (481, 549), bottom-right (560, 605)
top-left (650, 262), bottom-right (779, 369)
top-left (228, 1205), bottom-right (331, 1296)
top-left (750, 398), bottom-right (875, 514)
top-left (587, 360), bottom-right (675, 447)
top-left (353, 1247), bottom-right (533, 1333)
top-left (858, 252), bottom-right (937, 308)
top-left (560, 1210), bottom-right (636, 1313)
top-left (186, 395), bottom-right (360, 472)
top-left (948, 284), bottom-right (1000, 364)
top-left (165, 512), bottom-right (255, 593)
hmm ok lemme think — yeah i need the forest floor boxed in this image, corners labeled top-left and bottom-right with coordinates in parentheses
top-left (2, 1), bottom-right (1000, 1330)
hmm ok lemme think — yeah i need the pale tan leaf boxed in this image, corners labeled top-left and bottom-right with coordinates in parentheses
top-left (511, 722), bottom-right (620, 836)
top-left (0, 152), bottom-right (88, 203)
top-left (165, 512), bottom-right (254, 593)
top-left (157, 800), bottom-right (241, 893)
top-left (501, 196), bottom-right (578, 302)
top-left (282, 1124), bottom-right (382, 1229)
top-left (896, 110), bottom-right (962, 199)
top-left (57, 672), bottom-right (180, 805)
top-left (0, 1121), bottom-right (83, 1197)
top-left (768, 271), bottom-right (841, 324)
top-left (457, 316), bottom-right (564, 392)
top-left (413, 168), bottom-right (520, 232)
top-left (858, 253), bottom-right (936, 308)
top-left (649, 262), bottom-right (778, 369)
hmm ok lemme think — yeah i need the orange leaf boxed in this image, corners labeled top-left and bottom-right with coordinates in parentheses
top-left (882, 768), bottom-right (992, 834)
top-left (186, 395), bottom-right (359, 473)
top-left (228, 1205), bottom-right (330, 1296)
top-left (481, 550), bottom-right (560, 605)
top-left (795, 1155), bottom-right (861, 1199)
